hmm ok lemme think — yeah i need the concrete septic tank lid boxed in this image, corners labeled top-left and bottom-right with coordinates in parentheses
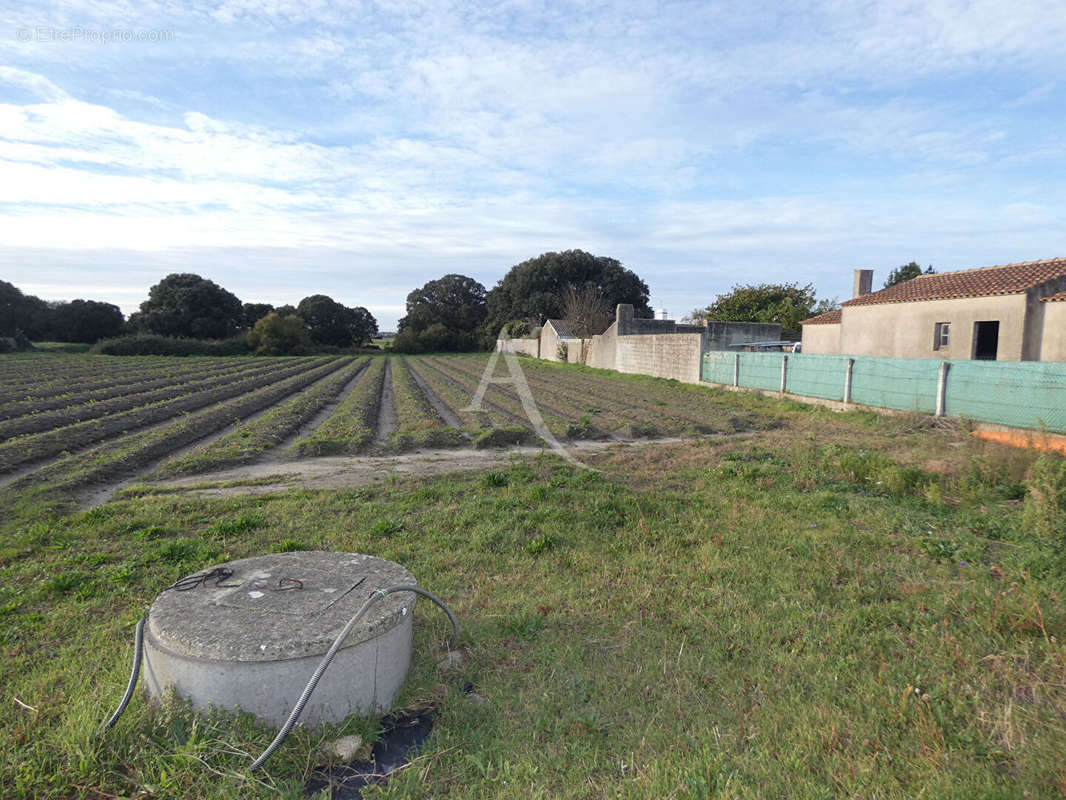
top-left (143, 552), bottom-right (418, 726)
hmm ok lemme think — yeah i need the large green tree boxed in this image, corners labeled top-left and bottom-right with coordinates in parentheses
top-left (690, 283), bottom-right (836, 339)
top-left (395, 274), bottom-right (487, 352)
top-left (242, 302), bottom-right (275, 329)
top-left (137, 274), bottom-right (244, 339)
top-left (49, 299), bottom-right (124, 343)
top-left (296, 295), bottom-right (378, 347)
top-left (484, 250), bottom-right (650, 336)
top-left (884, 262), bottom-right (935, 287)
top-left (0, 280), bottom-right (51, 339)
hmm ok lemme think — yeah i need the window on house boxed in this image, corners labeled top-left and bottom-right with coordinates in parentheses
top-left (933, 322), bottom-right (950, 350)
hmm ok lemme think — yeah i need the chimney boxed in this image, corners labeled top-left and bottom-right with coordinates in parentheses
top-left (853, 269), bottom-right (873, 298)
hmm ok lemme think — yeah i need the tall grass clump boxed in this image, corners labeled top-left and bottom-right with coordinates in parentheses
top-left (1023, 452), bottom-right (1066, 543)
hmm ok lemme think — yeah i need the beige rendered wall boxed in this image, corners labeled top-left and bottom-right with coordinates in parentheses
top-left (615, 332), bottom-right (702, 383)
top-left (801, 323), bottom-right (841, 355)
top-left (567, 341), bottom-right (591, 364)
top-left (539, 325), bottom-right (566, 362)
top-left (841, 294), bottom-right (1029, 360)
top-left (497, 337), bottom-right (539, 357)
top-left (1041, 303), bottom-right (1066, 361)
top-left (584, 323), bottom-right (617, 370)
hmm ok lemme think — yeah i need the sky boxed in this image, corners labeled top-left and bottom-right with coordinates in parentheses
top-left (1, 0), bottom-right (1064, 330)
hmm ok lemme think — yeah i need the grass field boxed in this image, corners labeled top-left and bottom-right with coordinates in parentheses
top-left (1, 351), bottom-right (1064, 798)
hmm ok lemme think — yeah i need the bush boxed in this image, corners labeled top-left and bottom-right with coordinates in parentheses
top-left (0, 332), bottom-right (32, 353)
top-left (247, 312), bottom-right (310, 355)
top-left (391, 324), bottom-right (480, 354)
top-left (91, 334), bottom-right (251, 356)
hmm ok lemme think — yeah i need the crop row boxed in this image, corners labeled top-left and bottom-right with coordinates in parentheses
top-left (0, 359), bottom-right (293, 439)
top-left (410, 358), bottom-right (516, 430)
top-left (408, 358), bottom-right (533, 448)
top-left (479, 358), bottom-right (679, 436)
top-left (150, 358), bottom-right (369, 478)
top-left (2, 357), bottom-right (356, 497)
top-left (0, 356), bottom-right (200, 403)
top-left (387, 358), bottom-right (465, 450)
top-left (0, 353), bottom-right (166, 383)
top-left (0, 357), bottom-right (284, 421)
top-left (0, 357), bottom-right (340, 474)
top-left (499, 356), bottom-right (754, 434)
top-left (290, 357), bottom-right (387, 456)
top-left (428, 356), bottom-right (615, 440)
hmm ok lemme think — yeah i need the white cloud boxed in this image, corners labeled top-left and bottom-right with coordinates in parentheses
top-left (1, 1), bottom-right (1065, 331)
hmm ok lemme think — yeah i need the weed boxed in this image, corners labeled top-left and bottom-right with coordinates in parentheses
top-left (157, 538), bottom-right (219, 566)
top-left (482, 471), bottom-right (509, 488)
top-left (208, 513), bottom-right (267, 536)
top-left (501, 611), bottom-right (544, 641)
top-left (921, 535), bottom-right (960, 562)
top-left (525, 531), bottom-right (557, 555)
top-left (472, 426), bottom-right (530, 449)
top-left (272, 539), bottom-right (307, 552)
top-left (132, 524), bottom-right (169, 540)
top-left (371, 517), bottom-right (404, 536)
top-left (1023, 452), bottom-right (1066, 542)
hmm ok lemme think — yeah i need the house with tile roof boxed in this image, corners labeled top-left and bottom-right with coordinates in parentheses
top-left (800, 258), bottom-right (1066, 361)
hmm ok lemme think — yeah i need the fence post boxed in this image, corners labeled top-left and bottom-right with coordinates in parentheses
top-left (935, 361), bottom-right (950, 416)
top-left (733, 353), bottom-right (740, 387)
top-left (780, 354), bottom-right (788, 393)
top-left (844, 358), bottom-right (854, 404)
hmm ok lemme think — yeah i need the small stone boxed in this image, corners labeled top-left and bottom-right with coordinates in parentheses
top-left (323, 734), bottom-right (364, 761)
top-left (437, 650), bottom-right (464, 670)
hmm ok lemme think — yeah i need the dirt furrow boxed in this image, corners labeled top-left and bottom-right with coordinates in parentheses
top-left (273, 358), bottom-right (371, 453)
top-left (405, 360), bottom-right (464, 429)
top-left (375, 358), bottom-right (397, 443)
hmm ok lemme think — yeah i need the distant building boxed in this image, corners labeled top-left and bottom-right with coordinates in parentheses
top-left (801, 258), bottom-right (1066, 361)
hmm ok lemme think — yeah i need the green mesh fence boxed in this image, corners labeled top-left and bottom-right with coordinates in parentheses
top-left (785, 354), bottom-right (848, 401)
top-left (945, 360), bottom-right (1066, 433)
top-left (702, 351), bottom-right (1064, 433)
top-left (849, 357), bottom-right (940, 414)
top-left (702, 351), bottom-right (736, 385)
top-left (740, 352), bottom-right (785, 391)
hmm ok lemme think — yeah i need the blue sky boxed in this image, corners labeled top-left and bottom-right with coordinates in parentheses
top-left (1, 0), bottom-right (1064, 329)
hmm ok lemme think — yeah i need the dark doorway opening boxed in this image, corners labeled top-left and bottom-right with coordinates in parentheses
top-left (973, 321), bottom-right (999, 360)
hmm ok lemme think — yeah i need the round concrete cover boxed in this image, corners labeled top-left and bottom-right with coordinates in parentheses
top-left (148, 551), bottom-right (417, 662)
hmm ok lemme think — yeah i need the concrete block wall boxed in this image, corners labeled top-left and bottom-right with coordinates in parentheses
top-left (615, 332), bottom-right (703, 383)
top-left (497, 304), bottom-right (775, 386)
top-left (704, 321), bottom-right (781, 349)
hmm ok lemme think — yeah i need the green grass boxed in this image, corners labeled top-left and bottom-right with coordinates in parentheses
top-left (0, 374), bottom-right (1064, 798)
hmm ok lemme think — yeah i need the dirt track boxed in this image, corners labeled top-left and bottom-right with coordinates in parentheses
top-left (131, 436), bottom-right (697, 499)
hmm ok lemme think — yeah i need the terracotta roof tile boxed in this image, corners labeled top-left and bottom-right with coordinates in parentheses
top-left (800, 309), bottom-right (842, 325)
top-left (842, 257), bottom-right (1066, 306)
top-left (1042, 291), bottom-right (1066, 303)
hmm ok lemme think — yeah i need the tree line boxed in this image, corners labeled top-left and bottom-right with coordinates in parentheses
top-left (0, 274), bottom-right (377, 355)
top-left (2, 255), bottom-right (932, 354)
